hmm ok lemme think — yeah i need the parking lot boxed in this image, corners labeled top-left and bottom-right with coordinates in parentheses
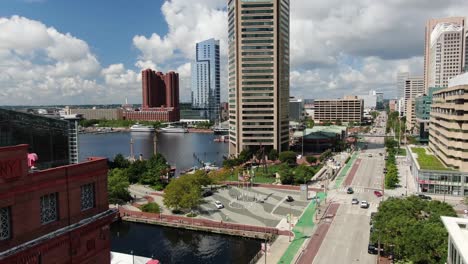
top-left (198, 185), bottom-right (314, 228)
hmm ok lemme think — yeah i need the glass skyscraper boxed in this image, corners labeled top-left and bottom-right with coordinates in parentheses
top-left (228, 0), bottom-right (290, 156)
top-left (191, 38), bottom-right (221, 123)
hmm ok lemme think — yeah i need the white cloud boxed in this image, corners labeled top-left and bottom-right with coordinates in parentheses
top-left (0, 15), bottom-right (140, 105)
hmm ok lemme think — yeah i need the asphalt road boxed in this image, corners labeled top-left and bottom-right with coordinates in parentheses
top-left (313, 136), bottom-right (385, 264)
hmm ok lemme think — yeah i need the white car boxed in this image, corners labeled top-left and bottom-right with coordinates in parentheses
top-left (360, 201), bottom-right (370, 209)
top-left (214, 201), bottom-right (224, 209)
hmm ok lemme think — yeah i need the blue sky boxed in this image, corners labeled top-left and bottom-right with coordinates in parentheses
top-left (0, 0), bottom-right (167, 69)
top-left (0, 0), bottom-right (467, 105)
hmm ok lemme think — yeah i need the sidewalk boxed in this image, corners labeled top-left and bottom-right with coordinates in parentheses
top-left (333, 151), bottom-right (359, 188)
top-left (277, 193), bottom-right (326, 264)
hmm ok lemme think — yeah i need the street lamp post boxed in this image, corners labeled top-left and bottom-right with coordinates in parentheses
top-left (289, 203), bottom-right (292, 242)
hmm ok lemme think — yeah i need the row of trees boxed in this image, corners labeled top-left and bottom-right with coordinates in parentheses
top-left (371, 196), bottom-right (457, 263)
top-left (384, 138), bottom-right (399, 189)
top-left (277, 163), bottom-right (322, 185)
top-left (108, 153), bottom-right (171, 204)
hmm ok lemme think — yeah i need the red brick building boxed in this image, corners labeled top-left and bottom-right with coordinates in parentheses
top-left (132, 69), bottom-right (180, 122)
top-left (0, 144), bottom-right (116, 264)
top-left (123, 108), bottom-right (179, 122)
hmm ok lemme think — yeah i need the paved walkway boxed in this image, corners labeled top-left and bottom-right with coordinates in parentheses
top-left (334, 151), bottom-right (359, 188)
top-left (297, 203), bottom-right (340, 264)
top-left (277, 192), bottom-right (326, 264)
top-left (343, 158), bottom-right (362, 186)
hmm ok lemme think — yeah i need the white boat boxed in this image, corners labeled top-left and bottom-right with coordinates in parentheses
top-left (130, 124), bottom-right (155, 132)
top-left (204, 162), bottom-right (219, 171)
top-left (160, 126), bottom-right (188, 133)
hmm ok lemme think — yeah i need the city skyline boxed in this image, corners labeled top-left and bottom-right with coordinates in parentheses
top-left (1, 1), bottom-right (468, 106)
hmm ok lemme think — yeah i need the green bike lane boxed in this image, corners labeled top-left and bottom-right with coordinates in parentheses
top-left (277, 192), bottom-right (326, 264)
top-left (334, 151), bottom-right (359, 188)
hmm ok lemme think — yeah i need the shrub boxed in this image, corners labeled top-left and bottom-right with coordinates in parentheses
top-left (269, 149), bottom-right (279, 161)
top-left (279, 151), bottom-right (297, 165)
top-left (141, 202), bottom-right (161, 214)
top-left (306, 156), bottom-right (317, 164)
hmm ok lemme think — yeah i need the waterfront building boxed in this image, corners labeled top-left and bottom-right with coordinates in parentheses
top-left (441, 216), bottom-right (468, 264)
top-left (429, 73), bottom-right (468, 172)
top-left (424, 17), bottom-right (466, 92)
top-left (0, 108), bottom-right (70, 168)
top-left (289, 98), bottom-right (304, 122)
top-left (69, 108), bottom-right (124, 120)
top-left (191, 38), bottom-right (221, 123)
top-left (127, 69), bottom-right (180, 122)
top-left (292, 125), bottom-right (347, 153)
top-left (314, 96), bottom-right (363, 123)
top-left (0, 144), bottom-right (116, 263)
top-left (227, 0), bottom-right (290, 156)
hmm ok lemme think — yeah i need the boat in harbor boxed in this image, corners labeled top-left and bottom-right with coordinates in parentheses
top-left (130, 123), bottom-right (155, 132)
top-left (160, 126), bottom-right (188, 133)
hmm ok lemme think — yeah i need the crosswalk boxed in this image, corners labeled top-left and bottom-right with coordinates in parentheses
top-left (336, 186), bottom-right (376, 194)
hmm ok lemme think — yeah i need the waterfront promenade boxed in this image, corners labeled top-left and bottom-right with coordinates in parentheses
top-left (118, 208), bottom-right (291, 239)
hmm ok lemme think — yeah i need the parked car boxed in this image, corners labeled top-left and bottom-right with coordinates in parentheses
top-left (418, 194), bottom-right (432, 200)
top-left (214, 201), bottom-right (224, 209)
top-left (202, 190), bottom-right (213, 197)
top-left (360, 201), bottom-right (370, 209)
top-left (352, 198), bottom-right (359, 205)
top-left (374, 191), bottom-right (383, 197)
top-left (368, 154), bottom-right (373, 157)
top-left (286, 196), bottom-right (294, 202)
top-left (347, 187), bottom-right (354, 194)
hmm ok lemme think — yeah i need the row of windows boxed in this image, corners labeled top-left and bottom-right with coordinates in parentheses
top-left (0, 183), bottom-right (95, 241)
top-left (241, 9), bottom-right (273, 14)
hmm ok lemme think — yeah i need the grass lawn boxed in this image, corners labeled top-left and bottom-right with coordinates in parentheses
top-left (411, 147), bottom-right (451, 171)
top-left (251, 165), bottom-right (281, 184)
top-left (396, 148), bottom-right (406, 156)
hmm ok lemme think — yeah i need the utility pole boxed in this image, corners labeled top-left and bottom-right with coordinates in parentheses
top-left (153, 133), bottom-right (158, 156)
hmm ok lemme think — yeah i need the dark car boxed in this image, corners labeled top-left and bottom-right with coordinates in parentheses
top-left (202, 190), bottom-right (213, 197)
top-left (286, 196), bottom-right (294, 202)
top-left (418, 194), bottom-right (432, 200)
top-left (368, 244), bottom-right (379, 255)
top-left (347, 187), bottom-right (354, 194)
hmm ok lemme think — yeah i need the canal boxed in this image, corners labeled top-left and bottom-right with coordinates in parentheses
top-left (111, 221), bottom-right (262, 264)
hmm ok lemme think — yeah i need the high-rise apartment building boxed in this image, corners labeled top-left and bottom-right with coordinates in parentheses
top-left (191, 38), bottom-right (221, 123)
top-left (424, 17), bottom-right (465, 92)
top-left (142, 69), bottom-right (179, 110)
top-left (130, 69), bottom-right (180, 122)
top-left (429, 72), bottom-right (468, 172)
top-left (227, 0), bottom-right (290, 156)
top-left (398, 74), bottom-right (424, 117)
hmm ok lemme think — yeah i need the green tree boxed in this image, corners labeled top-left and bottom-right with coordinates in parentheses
top-left (305, 119), bottom-right (314, 129)
top-left (111, 153), bottom-right (130, 169)
top-left (319, 149), bottom-right (332, 162)
top-left (238, 149), bottom-right (254, 163)
top-left (278, 163), bottom-right (294, 184)
top-left (108, 169), bottom-right (131, 205)
top-left (335, 119), bottom-right (342, 125)
top-left (306, 156), bottom-right (317, 164)
top-left (268, 149), bottom-right (279, 161)
top-left (163, 174), bottom-right (203, 212)
top-left (126, 159), bottom-right (147, 184)
top-left (371, 196), bottom-right (456, 263)
top-left (279, 151), bottom-right (297, 165)
top-left (294, 164), bottom-right (313, 184)
top-left (139, 154), bottom-right (169, 186)
top-left (141, 202), bottom-right (161, 214)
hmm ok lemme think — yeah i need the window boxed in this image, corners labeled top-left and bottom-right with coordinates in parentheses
top-left (0, 207), bottom-right (10, 240)
top-left (81, 183), bottom-right (95, 211)
top-left (40, 193), bottom-right (58, 224)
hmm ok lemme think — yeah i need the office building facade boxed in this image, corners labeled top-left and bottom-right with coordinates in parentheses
top-left (314, 97), bottom-right (363, 123)
top-left (289, 98), bottom-right (304, 122)
top-left (0, 108), bottom-right (70, 168)
top-left (429, 73), bottom-right (468, 172)
top-left (228, 0), bottom-right (290, 156)
top-left (191, 38), bottom-right (221, 123)
top-left (0, 144), bottom-right (116, 263)
top-left (441, 217), bottom-right (468, 264)
top-left (424, 17), bottom-right (466, 92)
